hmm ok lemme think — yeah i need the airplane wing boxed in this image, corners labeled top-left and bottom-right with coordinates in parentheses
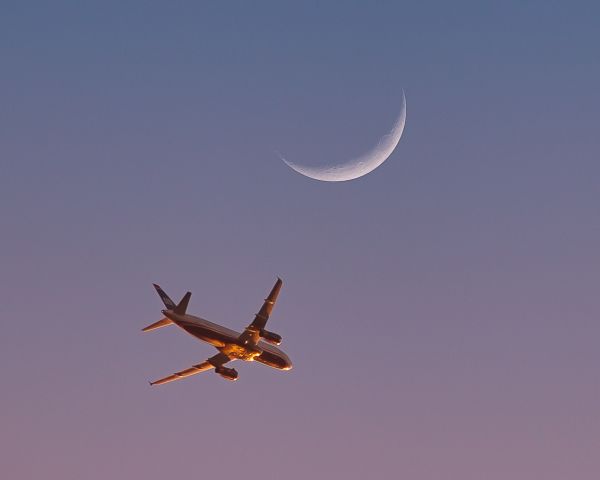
top-left (239, 277), bottom-right (283, 344)
top-left (149, 352), bottom-right (230, 386)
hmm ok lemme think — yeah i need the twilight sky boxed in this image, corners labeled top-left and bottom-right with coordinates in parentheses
top-left (1, 2), bottom-right (599, 479)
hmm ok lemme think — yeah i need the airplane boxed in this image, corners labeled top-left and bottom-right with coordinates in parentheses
top-left (143, 278), bottom-right (292, 385)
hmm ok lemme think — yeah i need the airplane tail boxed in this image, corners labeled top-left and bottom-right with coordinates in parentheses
top-left (143, 284), bottom-right (191, 332)
top-left (174, 291), bottom-right (191, 315)
top-left (153, 284), bottom-right (176, 310)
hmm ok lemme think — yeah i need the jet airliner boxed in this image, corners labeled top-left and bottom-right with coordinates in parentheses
top-left (143, 278), bottom-right (292, 385)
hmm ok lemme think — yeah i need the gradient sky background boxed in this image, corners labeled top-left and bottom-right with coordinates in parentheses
top-left (1, 2), bottom-right (599, 479)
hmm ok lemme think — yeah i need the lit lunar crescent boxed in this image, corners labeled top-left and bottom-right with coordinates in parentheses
top-left (279, 90), bottom-right (406, 182)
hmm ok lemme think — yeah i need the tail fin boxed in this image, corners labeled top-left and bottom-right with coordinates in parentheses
top-left (153, 284), bottom-right (176, 310)
top-left (142, 317), bottom-right (173, 332)
top-left (174, 292), bottom-right (191, 315)
top-left (153, 283), bottom-right (191, 315)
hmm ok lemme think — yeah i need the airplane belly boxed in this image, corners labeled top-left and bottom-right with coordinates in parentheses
top-left (178, 322), bottom-right (235, 347)
top-left (219, 343), bottom-right (262, 361)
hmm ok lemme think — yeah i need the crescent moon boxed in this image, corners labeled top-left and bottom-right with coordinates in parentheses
top-left (279, 90), bottom-right (406, 182)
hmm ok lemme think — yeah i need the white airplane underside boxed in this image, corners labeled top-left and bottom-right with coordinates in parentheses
top-left (143, 278), bottom-right (292, 385)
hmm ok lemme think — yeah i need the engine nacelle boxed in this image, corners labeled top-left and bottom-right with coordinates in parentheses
top-left (215, 366), bottom-right (238, 381)
top-left (260, 329), bottom-right (282, 346)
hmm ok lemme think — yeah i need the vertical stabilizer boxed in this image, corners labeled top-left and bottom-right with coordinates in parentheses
top-left (153, 284), bottom-right (176, 310)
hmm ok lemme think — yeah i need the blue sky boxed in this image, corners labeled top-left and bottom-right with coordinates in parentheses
top-left (1, 2), bottom-right (599, 479)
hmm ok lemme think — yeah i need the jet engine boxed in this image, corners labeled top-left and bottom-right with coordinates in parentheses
top-left (215, 366), bottom-right (238, 381)
top-left (259, 329), bottom-right (282, 346)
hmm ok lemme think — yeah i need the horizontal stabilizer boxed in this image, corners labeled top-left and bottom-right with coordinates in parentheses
top-left (174, 292), bottom-right (191, 315)
top-left (142, 317), bottom-right (173, 332)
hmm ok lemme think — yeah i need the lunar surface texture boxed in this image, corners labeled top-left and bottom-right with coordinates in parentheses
top-left (279, 91), bottom-right (406, 182)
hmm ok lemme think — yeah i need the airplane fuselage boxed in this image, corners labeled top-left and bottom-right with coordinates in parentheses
top-left (163, 311), bottom-right (292, 371)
